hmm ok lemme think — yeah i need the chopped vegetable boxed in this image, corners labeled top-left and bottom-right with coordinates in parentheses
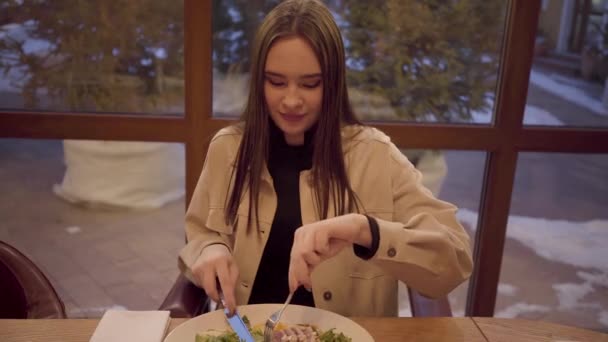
top-left (195, 316), bottom-right (352, 342)
top-left (318, 328), bottom-right (351, 342)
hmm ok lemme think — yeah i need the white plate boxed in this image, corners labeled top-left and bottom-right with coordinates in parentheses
top-left (164, 304), bottom-right (374, 341)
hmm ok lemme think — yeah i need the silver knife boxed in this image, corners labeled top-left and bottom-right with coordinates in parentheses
top-left (224, 307), bottom-right (255, 342)
top-left (219, 288), bottom-right (255, 342)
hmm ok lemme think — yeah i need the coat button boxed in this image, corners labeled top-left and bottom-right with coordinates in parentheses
top-left (323, 291), bottom-right (332, 301)
top-left (387, 248), bottom-right (397, 257)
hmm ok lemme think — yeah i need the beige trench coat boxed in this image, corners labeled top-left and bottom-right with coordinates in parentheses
top-left (179, 125), bottom-right (473, 317)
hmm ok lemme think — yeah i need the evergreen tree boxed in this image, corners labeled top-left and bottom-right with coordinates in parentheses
top-left (212, 0), bottom-right (281, 74)
top-left (0, 0), bottom-right (183, 112)
top-left (342, 0), bottom-right (504, 122)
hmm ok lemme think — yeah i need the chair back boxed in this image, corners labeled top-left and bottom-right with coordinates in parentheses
top-left (0, 241), bottom-right (66, 318)
top-left (408, 287), bottom-right (453, 317)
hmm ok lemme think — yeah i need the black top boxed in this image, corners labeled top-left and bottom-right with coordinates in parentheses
top-left (248, 121), bottom-right (380, 306)
top-left (249, 120), bottom-right (316, 306)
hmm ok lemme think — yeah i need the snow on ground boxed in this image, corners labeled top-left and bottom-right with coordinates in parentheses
top-left (471, 100), bottom-right (564, 126)
top-left (553, 282), bottom-right (599, 311)
top-left (498, 283), bottom-right (518, 297)
top-left (458, 209), bottom-right (608, 327)
top-left (529, 69), bottom-right (608, 117)
top-left (522, 105), bottom-right (564, 126)
top-left (457, 209), bottom-right (608, 272)
top-left (495, 302), bottom-right (551, 319)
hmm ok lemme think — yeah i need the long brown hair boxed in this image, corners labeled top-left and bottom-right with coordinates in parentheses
top-left (225, 0), bottom-right (362, 228)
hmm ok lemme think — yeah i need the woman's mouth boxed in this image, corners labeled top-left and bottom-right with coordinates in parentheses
top-left (281, 113), bottom-right (305, 122)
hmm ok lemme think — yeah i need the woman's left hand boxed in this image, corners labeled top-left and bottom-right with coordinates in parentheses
top-left (288, 213), bottom-right (371, 293)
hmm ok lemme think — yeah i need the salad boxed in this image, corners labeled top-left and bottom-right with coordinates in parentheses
top-left (195, 316), bottom-right (351, 342)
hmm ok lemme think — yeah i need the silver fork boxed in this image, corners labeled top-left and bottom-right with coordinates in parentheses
top-left (264, 292), bottom-right (294, 342)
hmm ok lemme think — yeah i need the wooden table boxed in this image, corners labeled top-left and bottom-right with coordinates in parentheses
top-left (0, 317), bottom-right (606, 341)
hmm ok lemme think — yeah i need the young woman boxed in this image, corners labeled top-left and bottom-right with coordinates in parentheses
top-left (178, 0), bottom-right (472, 317)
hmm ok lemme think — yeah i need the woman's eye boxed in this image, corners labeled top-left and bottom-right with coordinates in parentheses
top-left (267, 78), bottom-right (285, 87)
top-left (302, 81), bottom-right (321, 89)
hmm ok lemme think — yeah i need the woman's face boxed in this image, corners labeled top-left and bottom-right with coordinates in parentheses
top-left (264, 35), bottom-right (323, 145)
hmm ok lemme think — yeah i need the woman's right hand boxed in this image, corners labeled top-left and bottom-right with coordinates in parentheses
top-left (192, 244), bottom-right (239, 315)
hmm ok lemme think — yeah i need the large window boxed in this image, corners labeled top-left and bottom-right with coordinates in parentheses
top-left (1, 0), bottom-right (608, 332)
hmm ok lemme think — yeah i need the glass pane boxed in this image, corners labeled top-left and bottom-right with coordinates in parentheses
top-left (0, 138), bottom-right (185, 317)
top-left (397, 149), bottom-right (485, 317)
top-left (212, 0), bottom-right (507, 125)
top-left (532, 0), bottom-right (608, 127)
top-left (0, 1), bottom-right (184, 115)
top-left (497, 153), bottom-right (608, 332)
top-left (592, 0), bottom-right (605, 13)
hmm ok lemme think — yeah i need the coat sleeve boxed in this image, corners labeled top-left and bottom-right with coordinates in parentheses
top-left (370, 143), bottom-right (473, 299)
top-left (178, 132), bottom-right (236, 286)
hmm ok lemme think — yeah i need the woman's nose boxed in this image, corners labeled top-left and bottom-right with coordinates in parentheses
top-left (282, 88), bottom-right (303, 109)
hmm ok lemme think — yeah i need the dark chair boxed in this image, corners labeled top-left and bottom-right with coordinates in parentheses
top-left (407, 287), bottom-right (452, 317)
top-left (0, 241), bottom-right (67, 319)
top-left (159, 273), bottom-right (452, 318)
top-left (159, 273), bottom-right (210, 318)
